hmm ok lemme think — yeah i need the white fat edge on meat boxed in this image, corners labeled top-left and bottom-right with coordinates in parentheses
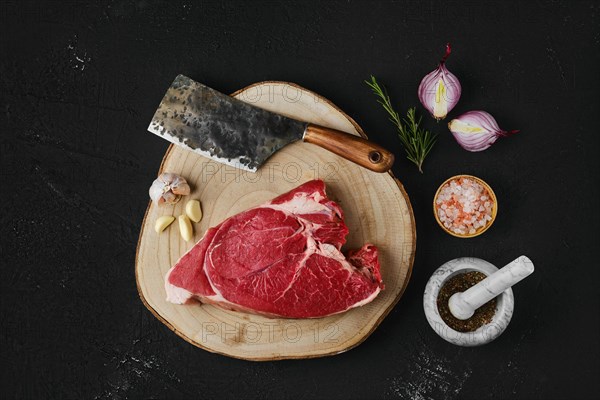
top-left (348, 286), bottom-right (382, 308)
top-left (204, 290), bottom-right (232, 304)
top-left (263, 192), bottom-right (334, 216)
top-left (164, 266), bottom-right (193, 304)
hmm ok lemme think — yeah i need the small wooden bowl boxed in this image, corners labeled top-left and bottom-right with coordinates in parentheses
top-left (433, 174), bottom-right (498, 238)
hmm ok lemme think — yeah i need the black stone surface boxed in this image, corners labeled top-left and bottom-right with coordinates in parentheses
top-left (1, 1), bottom-right (598, 399)
top-left (148, 75), bottom-right (306, 171)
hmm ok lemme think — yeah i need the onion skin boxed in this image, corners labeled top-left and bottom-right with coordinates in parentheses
top-left (418, 43), bottom-right (461, 120)
top-left (448, 111), bottom-right (519, 152)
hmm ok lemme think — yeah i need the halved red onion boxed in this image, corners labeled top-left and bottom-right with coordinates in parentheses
top-left (448, 111), bottom-right (519, 152)
top-left (418, 43), bottom-right (461, 120)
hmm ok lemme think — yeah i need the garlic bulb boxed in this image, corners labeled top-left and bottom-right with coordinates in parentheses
top-left (149, 173), bottom-right (191, 205)
top-left (418, 43), bottom-right (461, 120)
top-left (448, 111), bottom-right (519, 152)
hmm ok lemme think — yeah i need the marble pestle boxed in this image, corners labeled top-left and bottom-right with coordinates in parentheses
top-left (448, 256), bottom-right (535, 320)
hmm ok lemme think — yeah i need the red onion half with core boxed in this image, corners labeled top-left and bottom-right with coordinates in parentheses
top-left (418, 43), bottom-right (461, 120)
top-left (448, 111), bottom-right (519, 152)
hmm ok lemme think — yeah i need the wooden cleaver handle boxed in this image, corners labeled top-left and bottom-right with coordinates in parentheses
top-left (303, 124), bottom-right (395, 173)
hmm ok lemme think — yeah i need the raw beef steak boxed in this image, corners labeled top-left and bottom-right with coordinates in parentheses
top-left (165, 179), bottom-right (383, 318)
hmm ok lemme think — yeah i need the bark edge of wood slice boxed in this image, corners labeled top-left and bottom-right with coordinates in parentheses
top-left (136, 81), bottom-right (416, 361)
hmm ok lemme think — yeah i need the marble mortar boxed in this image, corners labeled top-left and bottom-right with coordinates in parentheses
top-left (423, 257), bottom-right (515, 347)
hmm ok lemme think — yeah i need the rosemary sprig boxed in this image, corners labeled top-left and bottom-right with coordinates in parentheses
top-left (365, 75), bottom-right (437, 173)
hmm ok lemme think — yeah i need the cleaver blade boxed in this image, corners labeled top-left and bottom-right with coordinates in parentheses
top-left (148, 75), bottom-right (394, 173)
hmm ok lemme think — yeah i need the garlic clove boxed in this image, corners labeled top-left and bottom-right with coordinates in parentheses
top-left (448, 111), bottom-right (519, 152)
top-left (149, 173), bottom-right (190, 205)
top-left (155, 215), bottom-right (175, 233)
top-left (185, 200), bottom-right (203, 223)
top-left (178, 214), bottom-right (193, 241)
top-left (418, 43), bottom-right (461, 120)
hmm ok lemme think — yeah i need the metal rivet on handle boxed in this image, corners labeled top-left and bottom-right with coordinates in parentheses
top-left (369, 151), bottom-right (382, 163)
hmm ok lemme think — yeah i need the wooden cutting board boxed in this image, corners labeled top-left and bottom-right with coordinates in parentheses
top-left (136, 81), bottom-right (416, 361)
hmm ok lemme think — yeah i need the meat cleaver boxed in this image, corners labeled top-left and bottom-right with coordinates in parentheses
top-left (148, 75), bottom-right (394, 173)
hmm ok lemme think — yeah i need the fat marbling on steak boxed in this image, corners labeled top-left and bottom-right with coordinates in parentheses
top-left (165, 179), bottom-right (383, 318)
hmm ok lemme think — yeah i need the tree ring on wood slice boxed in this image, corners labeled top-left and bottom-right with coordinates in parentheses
top-left (135, 81), bottom-right (416, 361)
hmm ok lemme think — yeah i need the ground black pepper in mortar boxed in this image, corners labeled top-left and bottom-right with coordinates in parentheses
top-left (437, 271), bottom-right (497, 332)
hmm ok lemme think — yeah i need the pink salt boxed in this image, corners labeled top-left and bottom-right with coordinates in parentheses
top-left (435, 177), bottom-right (494, 236)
